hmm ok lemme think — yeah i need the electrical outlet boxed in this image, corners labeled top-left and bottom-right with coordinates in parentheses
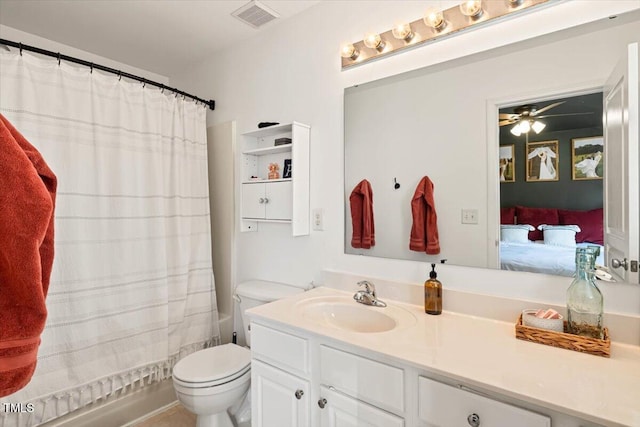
top-left (461, 209), bottom-right (478, 224)
top-left (313, 208), bottom-right (324, 231)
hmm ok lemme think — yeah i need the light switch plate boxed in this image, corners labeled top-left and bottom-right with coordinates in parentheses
top-left (461, 209), bottom-right (478, 224)
top-left (313, 208), bottom-right (324, 231)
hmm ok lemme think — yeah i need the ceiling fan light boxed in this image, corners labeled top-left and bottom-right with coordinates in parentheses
top-left (510, 123), bottom-right (522, 136)
top-left (532, 120), bottom-right (546, 134)
top-left (519, 120), bottom-right (531, 133)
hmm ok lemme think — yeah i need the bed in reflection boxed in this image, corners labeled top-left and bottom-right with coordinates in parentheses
top-left (500, 241), bottom-right (604, 277)
top-left (499, 206), bottom-right (604, 277)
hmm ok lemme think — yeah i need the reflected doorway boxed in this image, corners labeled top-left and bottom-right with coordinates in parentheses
top-left (498, 92), bottom-right (604, 276)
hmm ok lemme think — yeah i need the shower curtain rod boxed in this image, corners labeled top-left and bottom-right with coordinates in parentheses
top-left (0, 38), bottom-right (215, 110)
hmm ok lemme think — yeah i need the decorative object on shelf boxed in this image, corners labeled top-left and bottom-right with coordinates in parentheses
top-left (258, 122), bottom-right (279, 128)
top-left (339, 0), bottom-right (549, 69)
top-left (526, 140), bottom-right (559, 182)
top-left (571, 136), bottom-right (603, 180)
top-left (499, 144), bottom-right (515, 183)
top-left (275, 137), bottom-right (291, 146)
top-left (515, 314), bottom-right (610, 357)
top-left (283, 159), bottom-right (292, 179)
top-left (267, 162), bottom-right (280, 180)
top-left (567, 246), bottom-right (604, 339)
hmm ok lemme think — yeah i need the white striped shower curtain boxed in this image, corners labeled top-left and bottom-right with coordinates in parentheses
top-left (0, 50), bottom-right (220, 426)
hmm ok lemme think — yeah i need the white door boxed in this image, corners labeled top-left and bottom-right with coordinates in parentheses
top-left (604, 42), bottom-right (639, 284)
top-left (319, 386), bottom-right (404, 427)
top-left (241, 183), bottom-right (266, 219)
top-left (265, 181), bottom-right (293, 220)
top-left (252, 359), bottom-right (310, 427)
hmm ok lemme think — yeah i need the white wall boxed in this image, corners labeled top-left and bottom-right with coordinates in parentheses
top-left (169, 1), bottom-right (640, 318)
top-left (0, 25), bottom-right (168, 84)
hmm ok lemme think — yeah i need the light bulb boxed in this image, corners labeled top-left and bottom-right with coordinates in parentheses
top-left (531, 120), bottom-right (546, 134)
top-left (424, 7), bottom-right (446, 30)
top-left (364, 33), bottom-right (385, 51)
top-left (459, 1), bottom-right (483, 18)
top-left (341, 43), bottom-right (359, 60)
top-left (519, 120), bottom-right (531, 133)
top-left (508, 0), bottom-right (523, 6)
top-left (510, 123), bottom-right (522, 136)
top-left (392, 23), bottom-right (414, 41)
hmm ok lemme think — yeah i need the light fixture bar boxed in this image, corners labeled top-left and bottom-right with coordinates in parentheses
top-left (341, 0), bottom-right (550, 70)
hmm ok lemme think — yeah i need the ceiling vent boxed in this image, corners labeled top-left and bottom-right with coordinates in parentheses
top-left (232, 0), bottom-right (280, 29)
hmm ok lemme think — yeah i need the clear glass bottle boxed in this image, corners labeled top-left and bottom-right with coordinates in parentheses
top-left (566, 247), bottom-right (603, 339)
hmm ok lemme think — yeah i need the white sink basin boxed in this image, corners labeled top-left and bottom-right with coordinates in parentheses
top-left (295, 295), bottom-right (416, 333)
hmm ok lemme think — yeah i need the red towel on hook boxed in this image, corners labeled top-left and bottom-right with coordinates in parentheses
top-left (0, 114), bottom-right (57, 397)
top-left (349, 179), bottom-right (375, 249)
top-left (409, 176), bottom-right (440, 254)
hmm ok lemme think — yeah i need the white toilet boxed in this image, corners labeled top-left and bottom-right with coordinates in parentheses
top-left (172, 280), bottom-right (305, 427)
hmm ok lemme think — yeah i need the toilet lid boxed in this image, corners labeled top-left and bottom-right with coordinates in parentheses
top-left (173, 344), bottom-right (251, 384)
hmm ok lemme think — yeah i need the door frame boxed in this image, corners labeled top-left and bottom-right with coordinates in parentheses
top-left (485, 81), bottom-right (604, 269)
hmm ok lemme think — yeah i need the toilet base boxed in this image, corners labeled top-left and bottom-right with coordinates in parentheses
top-left (196, 411), bottom-right (234, 427)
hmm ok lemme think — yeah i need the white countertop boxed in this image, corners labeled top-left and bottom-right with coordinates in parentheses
top-left (247, 286), bottom-right (640, 427)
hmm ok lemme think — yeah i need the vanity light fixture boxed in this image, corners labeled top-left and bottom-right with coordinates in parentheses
top-left (341, 43), bottom-right (359, 60)
top-left (424, 7), bottom-right (446, 31)
top-left (392, 23), bottom-right (415, 42)
top-left (340, 0), bottom-right (550, 69)
top-left (459, 1), bottom-right (484, 18)
top-left (364, 33), bottom-right (386, 52)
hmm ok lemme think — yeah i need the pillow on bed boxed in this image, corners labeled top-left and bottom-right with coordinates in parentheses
top-left (516, 206), bottom-right (559, 241)
top-left (538, 224), bottom-right (581, 247)
top-left (500, 207), bottom-right (516, 225)
top-left (501, 224), bottom-right (535, 243)
top-left (558, 208), bottom-right (604, 244)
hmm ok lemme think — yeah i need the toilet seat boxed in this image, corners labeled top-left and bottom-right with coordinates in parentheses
top-left (173, 344), bottom-right (251, 388)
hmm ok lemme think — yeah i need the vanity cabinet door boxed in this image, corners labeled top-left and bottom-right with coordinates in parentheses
top-left (319, 386), bottom-right (404, 427)
top-left (252, 359), bottom-right (310, 427)
top-left (418, 377), bottom-right (550, 427)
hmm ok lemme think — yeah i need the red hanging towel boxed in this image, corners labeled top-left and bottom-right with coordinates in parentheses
top-left (0, 114), bottom-right (57, 397)
top-left (349, 179), bottom-right (375, 249)
top-left (409, 176), bottom-right (440, 254)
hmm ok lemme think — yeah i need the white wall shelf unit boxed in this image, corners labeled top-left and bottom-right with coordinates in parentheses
top-left (240, 121), bottom-right (310, 236)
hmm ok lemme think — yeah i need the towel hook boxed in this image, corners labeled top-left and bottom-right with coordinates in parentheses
top-left (393, 177), bottom-right (400, 189)
top-left (57, 52), bottom-right (61, 65)
top-left (19, 42), bottom-right (23, 56)
top-left (118, 70), bottom-right (122, 81)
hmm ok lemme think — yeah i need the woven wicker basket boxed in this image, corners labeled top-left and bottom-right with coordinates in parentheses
top-left (515, 314), bottom-right (610, 358)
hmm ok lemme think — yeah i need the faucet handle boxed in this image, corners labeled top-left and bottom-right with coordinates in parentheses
top-left (357, 280), bottom-right (376, 298)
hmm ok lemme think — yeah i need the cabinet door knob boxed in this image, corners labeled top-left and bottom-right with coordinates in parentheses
top-left (264, 197), bottom-right (269, 204)
top-left (259, 198), bottom-right (265, 204)
top-left (295, 389), bottom-right (304, 400)
top-left (611, 258), bottom-right (629, 270)
top-left (317, 398), bottom-right (327, 408)
top-left (467, 413), bottom-right (480, 427)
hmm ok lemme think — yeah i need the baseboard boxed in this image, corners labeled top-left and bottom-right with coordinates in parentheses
top-left (42, 379), bottom-right (177, 427)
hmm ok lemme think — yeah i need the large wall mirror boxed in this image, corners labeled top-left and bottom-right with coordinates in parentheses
top-left (344, 11), bottom-right (640, 278)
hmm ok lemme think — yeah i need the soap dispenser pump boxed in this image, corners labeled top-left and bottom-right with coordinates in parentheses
top-left (424, 263), bottom-right (442, 315)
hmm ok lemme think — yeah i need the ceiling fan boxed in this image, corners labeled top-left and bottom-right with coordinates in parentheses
top-left (499, 101), bottom-right (594, 136)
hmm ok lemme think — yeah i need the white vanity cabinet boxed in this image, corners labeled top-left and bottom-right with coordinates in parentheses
top-left (240, 122), bottom-right (310, 236)
top-left (252, 359), bottom-right (310, 427)
top-left (319, 386), bottom-right (404, 427)
top-left (251, 323), bottom-right (311, 427)
top-left (417, 377), bottom-right (551, 427)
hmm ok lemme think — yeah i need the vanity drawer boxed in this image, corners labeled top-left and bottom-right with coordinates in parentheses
top-left (418, 376), bottom-right (550, 427)
top-left (319, 345), bottom-right (404, 414)
top-left (251, 323), bottom-right (309, 376)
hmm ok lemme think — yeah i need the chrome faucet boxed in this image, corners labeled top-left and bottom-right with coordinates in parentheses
top-left (353, 280), bottom-right (387, 307)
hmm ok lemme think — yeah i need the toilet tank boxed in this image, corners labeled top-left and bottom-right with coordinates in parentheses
top-left (235, 280), bottom-right (305, 346)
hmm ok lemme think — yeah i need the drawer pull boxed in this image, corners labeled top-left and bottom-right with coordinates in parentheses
top-left (295, 389), bottom-right (304, 400)
top-left (318, 398), bottom-right (327, 409)
top-left (259, 198), bottom-right (265, 204)
top-left (467, 413), bottom-right (480, 427)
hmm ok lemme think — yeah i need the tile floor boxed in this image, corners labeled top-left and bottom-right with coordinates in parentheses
top-left (134, 404), bottom-right (195, 427)
top-left (133, 404), bottom-right (251, 427)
